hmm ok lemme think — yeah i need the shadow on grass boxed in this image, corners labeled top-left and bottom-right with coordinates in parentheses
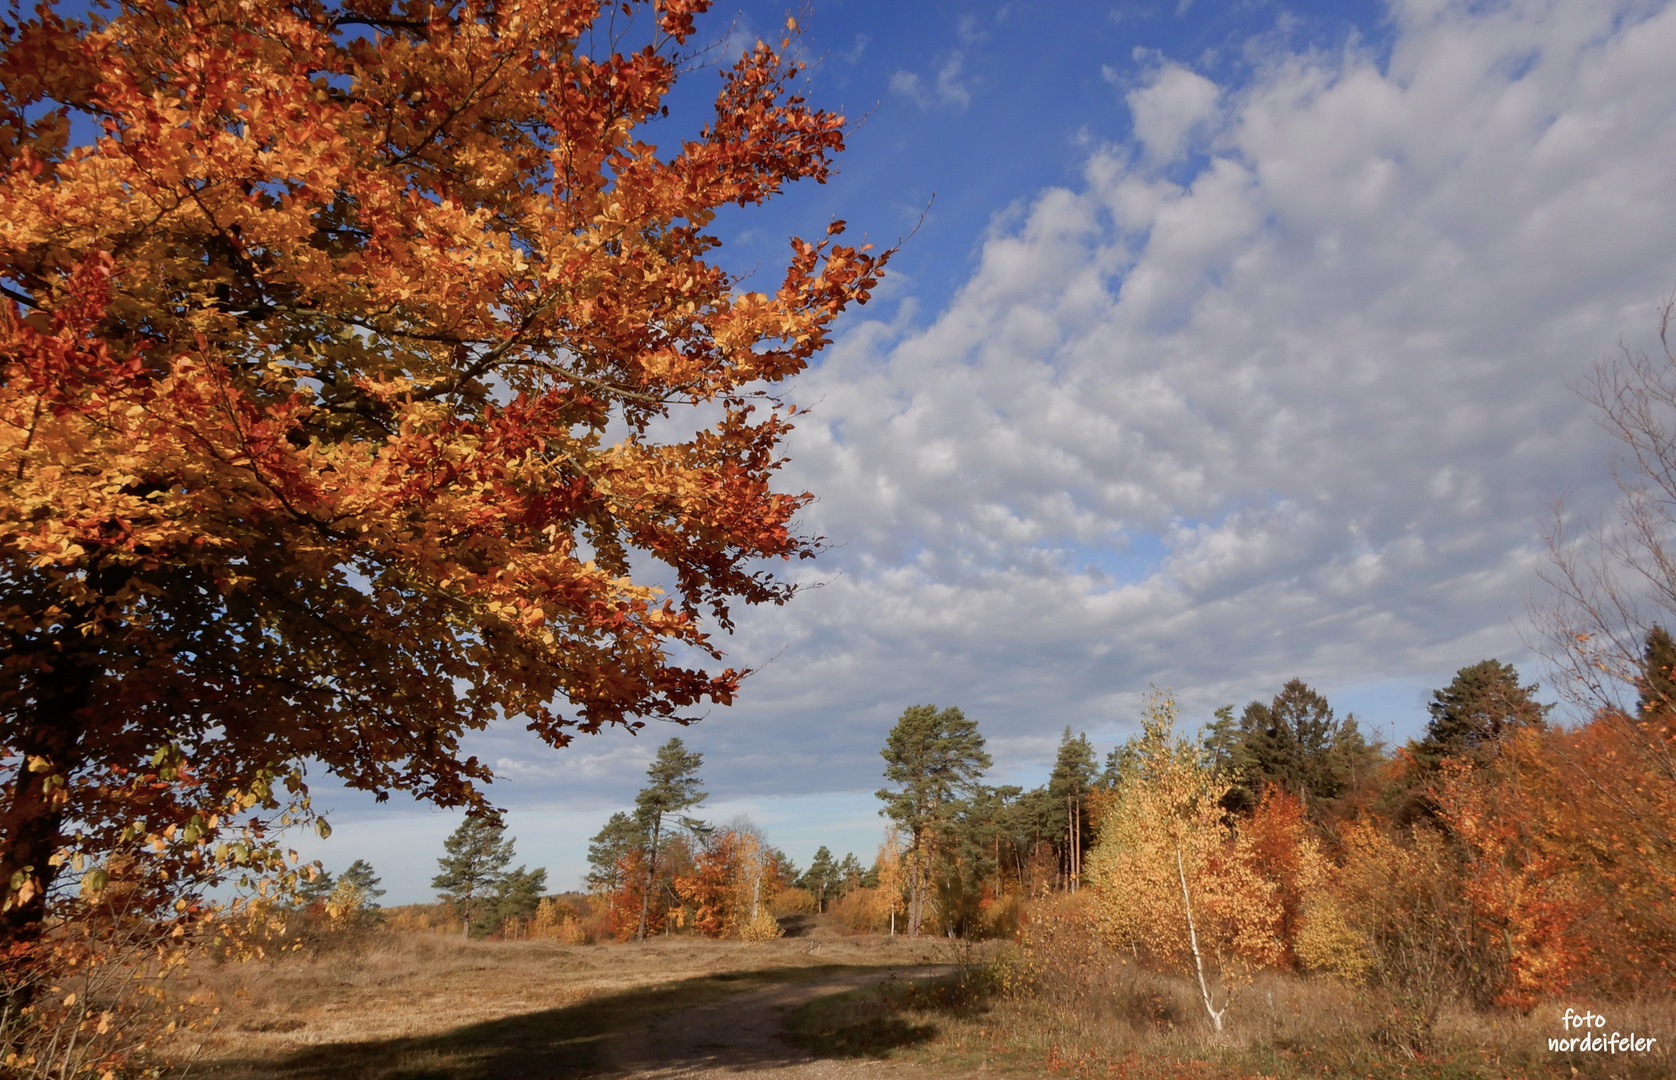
top-left (781, 969), bottom-right (998, 1061)
top-left (185, 965), bottom-right (883, 1080)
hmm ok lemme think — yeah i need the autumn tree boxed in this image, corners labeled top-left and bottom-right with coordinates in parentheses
top-left (674, 821), bottom-right (780, 940)
top-left (0, 0), bottom-right (888, 950)
top-left (876, 704), bottom-right (992, 937)
top-left (1536, 300), bottom-right (1676, 894)
top-left (632, 737), bottom-right (707, 941)
top-left (1087, 690), bottom-right (1283, 1032)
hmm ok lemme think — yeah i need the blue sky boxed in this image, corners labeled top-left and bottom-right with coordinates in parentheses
top-left (293, 0), bottom-right (1676, 902)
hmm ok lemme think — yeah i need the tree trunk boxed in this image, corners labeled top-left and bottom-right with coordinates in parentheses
top-left (1, 653), bottom-right (96, 947)
top-left (1176, 841), bottom-right (1225, 1033)
top-left (907, 832), bottom-right (923, 937)
top-left (635, 814), bottom-right (662, 943)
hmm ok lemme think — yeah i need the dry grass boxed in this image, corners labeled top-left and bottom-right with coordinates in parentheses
top-left (163, 926), bottom-right (955, 1077)
top-left (153, 919), bottom-right (1673, 1079)
top-left (785, 927), bottom-right (1676, 1080)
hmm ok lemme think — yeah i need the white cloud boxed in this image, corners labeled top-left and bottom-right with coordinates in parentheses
top-left (1125, 63), bottom-right (1221, 163)
top-left (311, 0), bottom-right (1676, 874)
top-left (891, 52), bottom-right (973, 110)
top-left (713, 0), bottom-right (1676, 776)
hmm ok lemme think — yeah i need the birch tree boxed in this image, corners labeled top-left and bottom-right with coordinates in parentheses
top-left (1086, 689), bottom-right (1283, 1032)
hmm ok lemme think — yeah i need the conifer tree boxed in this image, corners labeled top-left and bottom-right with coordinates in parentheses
top-left (1414, 660), bottom-right (1548, 771)
top-left (836, 853), bottom-right (865, 895)
top-left (632, 738), bottom-right (707, 941)
top-left (876, 704), bottom-right (992, 936)
top-left (1637, 626), bottom-right (1676, 722)
top-left (495, 865), bottom-right (550, 931)
top-left (1215, 680), bottom-right (1381, 812)
top-left (1047, 728), bottom-right (1097, 890)
top-left (801, 846), bottom-right (839, 912)
top-left (433, 814), bottom-right (516, 938)
top-left (585, 811), bottom-right (649, 893)
top-left (340, 859), bottom-right (386, 908)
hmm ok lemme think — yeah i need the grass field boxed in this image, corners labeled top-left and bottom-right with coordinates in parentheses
top-left (160, 927), bottom-right (1672, 1080)
top-left (167, 929), bottom-right (958, 1078)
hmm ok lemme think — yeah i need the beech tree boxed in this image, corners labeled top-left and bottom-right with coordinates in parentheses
top-left (0, 0), bottom-right (886, 945)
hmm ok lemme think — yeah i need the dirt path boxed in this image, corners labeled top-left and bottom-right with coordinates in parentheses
top-left (602, 965), bottom-right (961, 1079)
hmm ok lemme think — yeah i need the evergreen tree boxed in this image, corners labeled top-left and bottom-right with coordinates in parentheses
top-left (433, 814), bottom-right (516, 938)
top-left (584, 811), bottom-right (648, 893)
top-left (632, 738), bottom-right (707, 941)
top-left (1638, 625), bottom-right (1676, 722)
top-left (295, 866), bottom-right (336, 908)
top-left (801, 846), bottom-right (839, 912)
top-left (1414, 659), bottom-right (1548, 770)
top-left (340, 859), bottom-right (386, 908)
top-left (1200, 705), bottom-right (1242, 778)
top-left (876, 704), bottom-right (992, 936)
top-left (1212, 680), bottom-right (1381, 812)
top-left (836, 853), bottom-right (865, 896)
top-left (495, 865), bottom-right (549, 929)
top-left (1046, 728), bottom-right (1097, 890)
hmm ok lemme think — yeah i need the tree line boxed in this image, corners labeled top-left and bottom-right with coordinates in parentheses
top-left (873, 651), bottom-right (1672, 1037)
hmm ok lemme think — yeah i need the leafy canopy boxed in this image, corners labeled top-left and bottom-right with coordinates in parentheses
top-left (0, 0), bottom-right (885, 932)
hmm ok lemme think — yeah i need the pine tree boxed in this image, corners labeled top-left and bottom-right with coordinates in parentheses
top-left (1220, 680), bottom-right (1382, 810)
top-left (340, 859), bottom-right (386, 909)
top-left (632, 738), bottom-right (707, 941)
top-left (801, 846), bottom-right (839, 912)
top-left (585, 812), bottom-right (649, 893)
top-left (1047, 728), bottom-right (1097, 891)
top-left (433, 814), bottom-right (516, 938)
top-left (1637, 626), bottom-right (1676, 722)
top-left (1414, 660), bottom-right (1548, 771)
top-left (295, 866), bottom-right (336, 909)
top-left (836, 853), bottom-right (865, 896)
top-left (494, 866), bottom-right (549, 931)
top-left (876, 704), bottom-right (992, 936)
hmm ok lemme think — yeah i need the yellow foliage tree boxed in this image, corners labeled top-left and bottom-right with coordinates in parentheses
top-left (1085, 689), bottom-right (1283, 1032)
top-left (876, 825), bottom-right (907, 935)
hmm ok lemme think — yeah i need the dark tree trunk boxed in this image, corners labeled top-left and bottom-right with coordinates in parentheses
top-left (635, 814), bottom-right (661, 943)
top-left (1, 651), bottom-right (95, 946)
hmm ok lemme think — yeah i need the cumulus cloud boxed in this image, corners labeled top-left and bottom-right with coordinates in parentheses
top-left (685, 0), bottom-right (1676, 790)
top-left (1122, 63), bottom-right (1221, 163)
top-left (316, 0), bottom-right (1676, 838)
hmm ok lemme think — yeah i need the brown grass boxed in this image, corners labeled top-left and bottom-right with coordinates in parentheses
top-left (782, 911), bottom-right (1676, 1080)
top-left (163, 925), bottom-right (954, 1077)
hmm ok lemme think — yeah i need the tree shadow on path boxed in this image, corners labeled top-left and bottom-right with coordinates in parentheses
top-left (187, 964), bottom-right (947, 1080)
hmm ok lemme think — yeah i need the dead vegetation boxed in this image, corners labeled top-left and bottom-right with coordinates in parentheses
top-left (164, 925), bottom-right (956, 1078)
top-left (786, 904), bottom-right (1676, 1080)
